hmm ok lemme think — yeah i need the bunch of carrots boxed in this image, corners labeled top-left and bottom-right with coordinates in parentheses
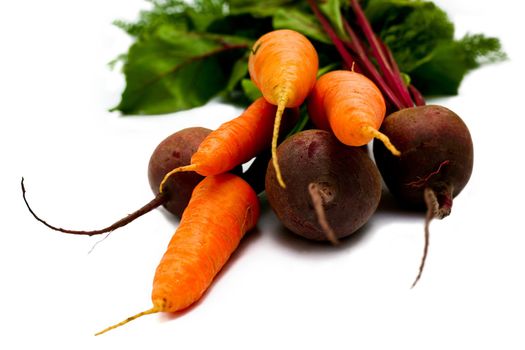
top-left (23, 0), bottom-right (475, 334)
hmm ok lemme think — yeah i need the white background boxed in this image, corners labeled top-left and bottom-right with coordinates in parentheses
top-left (1, 1), bottom-right (523, 349)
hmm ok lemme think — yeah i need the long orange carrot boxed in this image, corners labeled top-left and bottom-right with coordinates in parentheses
top-left (248, 29), bottom-right (318, 188)
top-left (96, 173), bottom-right (260, 335)
top-left (307, 70), bottom-right (400, 156)
top-left (159, 97), bottom-right (297, 193)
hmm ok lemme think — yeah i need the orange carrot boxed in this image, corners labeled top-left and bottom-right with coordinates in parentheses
top-left (96, 173), bottom-right (260, 335)
top-left (159, 97), bottom-right (297, 193)
top-left (248, 29), bottom-right (318, 188)
top-left (307, 70), bottom-right (400, 156)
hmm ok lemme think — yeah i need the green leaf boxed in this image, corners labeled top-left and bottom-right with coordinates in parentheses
top-left (317, 63), bottom-right (340, 77)
top-left (227, 0), bottom-right (296, 17)
top-left (241, 79), bottom-right (262, 101)
top-left (410, 34), bottom-right (506, 96)
top-left (365, 0), bottom-right (454, 72)
top-left (457, 33), bottom-right (507, 69)
top-left (272, 8), bottom-right (331, 43)
top-left (319, 0), bottom-right (346, 38)
top-left (113, 25), bottom-right (250, 115)
top-left (224, 55), bottom-right (249, 93)
top-left (409, 41), bottom-right (467, 96)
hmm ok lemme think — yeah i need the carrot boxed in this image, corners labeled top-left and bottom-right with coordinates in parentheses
top-left (307, 70), bottom-right (400, 156)
top-left (159, 97), bottom-right (297, 193)
top-left (248, 29), bottom-right (318, 188)
top-left (96, 173), bottom-right (260, 335)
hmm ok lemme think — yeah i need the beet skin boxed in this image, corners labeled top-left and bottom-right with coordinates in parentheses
top-left (148, 127), bottom-right (211, 218)
top-left (373, 105), bottom-right (474, 210)
top-left (266, 129), bottom-right (382, 241)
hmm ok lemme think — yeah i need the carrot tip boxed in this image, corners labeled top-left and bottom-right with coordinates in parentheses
top-left (95, 306), bottom-right (161, 336)
top-left (363, 125), bottom-right (401, 156)
top-left (272, 98), bottom-right (288, 189)
top-left (159, 164), bottom-right (198, 193)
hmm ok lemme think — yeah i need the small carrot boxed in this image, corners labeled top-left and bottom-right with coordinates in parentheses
top-left (248, 29), bottom-right (319, 188)
top-left (307, 70), bottom-right (401, 156)
top-left (96, 173), bottom-right (260, 335)
top-left (159, 97), bottom-right (297, 193)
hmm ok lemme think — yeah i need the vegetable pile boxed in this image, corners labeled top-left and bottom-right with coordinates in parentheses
top-left (23, 0), bottom-right (504, 335)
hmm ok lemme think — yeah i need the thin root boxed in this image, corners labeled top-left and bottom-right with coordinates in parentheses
top-left (21, 177), bottom-right (167, 236)
top-left (272, 96), bottom-right (288, 188)
top-left (411, 188), bottom-right (437, 288)
top-left (159, 164), bottom-right (198, 193)
top-left (95, 305), bottom-right (161, 336)
top-left (363, 125), bottom-right (401, 156)
top-left (308, 183), bottom-right (339, 245)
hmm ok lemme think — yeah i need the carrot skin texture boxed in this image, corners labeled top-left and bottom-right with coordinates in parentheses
top-left (191, 97), bottom-right (278, 175)
top-left (248, 29), bottom-right (318, 108)
top-left (158, 99), bottom-right (298, 194)
top-left (248, 29), bottom-right (319, 187)
top-left (152, 173), bottom-right (260, 312)
top-left (308, 70), bottom-right (386, 146)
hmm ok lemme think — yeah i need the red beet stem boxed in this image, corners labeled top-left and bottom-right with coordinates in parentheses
top-left (307, 0), bottom-right (413, 110)
top-left (306, 0), bottom-right (357, 70)
top-left (21, 177), bottom-right (167, 236)
top-left (341, 18), bottom-right (404, 110)
top-left (349, 0), bottom-right (414, 108)
top-left (408, 84), bottom-right (426, 106)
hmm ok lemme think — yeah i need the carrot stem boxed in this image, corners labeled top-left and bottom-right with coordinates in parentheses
top-left (159, 164), bottom-right (198, 193)
top-left (362, 125), bottom-right (401, 156)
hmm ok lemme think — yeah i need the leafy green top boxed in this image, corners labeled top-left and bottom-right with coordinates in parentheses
top-left (111, 0), bottom-right (505, 115)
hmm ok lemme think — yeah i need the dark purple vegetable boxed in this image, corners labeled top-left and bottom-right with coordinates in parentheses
top-left (265, 129), bottom-right (381, 243)
top-left (373, 105), bottom-right (474, 286)
top-left (148, 127), bottom-right (211, 218)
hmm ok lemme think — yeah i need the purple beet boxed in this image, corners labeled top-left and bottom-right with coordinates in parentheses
top-left (266, 129), bottom-right (382, 243)
top-left (148, 127), bottom-right (211, 218)
top-left (373, 105), bottom-right (474, 286)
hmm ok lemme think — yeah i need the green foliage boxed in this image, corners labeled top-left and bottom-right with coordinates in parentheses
top-left (364, 0), bottom-right (505, 95)
top-left (111, 0), bottom-right (505, 115)
top-left (112, 26), bottom-right (250, 114)
top-left (273, 8), bottom-right (331, 44)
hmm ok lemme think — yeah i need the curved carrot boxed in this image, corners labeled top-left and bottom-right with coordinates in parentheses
top-left (248, 29), bottom-right (318, 188)
top-left (307, 70), bottom-right (400, 156)
top-left (96, 173), bottom-right (260, 335)
top-left (159, 97), bottom-right (297, 193)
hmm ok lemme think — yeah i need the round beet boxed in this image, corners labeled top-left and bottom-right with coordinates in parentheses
top-left (266, 129), bottom-right (381, 242)
top-left (148, 127), bottom-right (210, 218)
top-left (373, 105), bottom-right (473, 210)
top-left (373, 105), bottom-right (474, 286)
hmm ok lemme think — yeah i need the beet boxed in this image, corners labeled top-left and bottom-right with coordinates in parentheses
top-left (265, 129), bottom-right (381, 242)
top-left (373, 105), bottom-right (473, 210)
top-left (148, 127), bottom-right (211, 218)
top-left (373, 105), bottom-right (474, 286)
